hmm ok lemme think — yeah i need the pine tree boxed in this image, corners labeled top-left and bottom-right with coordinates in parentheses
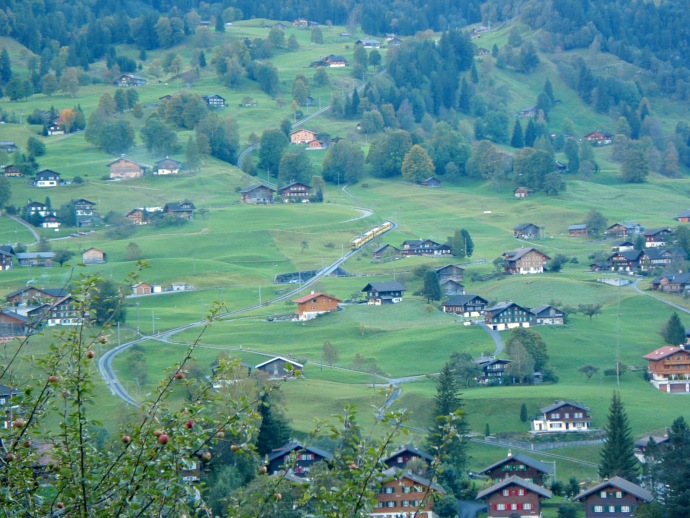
top-left (662, 313), bottom-right (685, 345)
top-left (255, 391), bottom-right (291, 457)
top-left (662, 416), bottom-right (690, 517)
top-left (599, 392), bottom-right (638, 481)
top-left (470, 62), bottom-right (479, 84)
top-left (422, 270), bottom-right (442, 303)
top-left (199, 50), bottom-right (207, 68)
top-left (458, 77), bottom-right (471, 114)
top-left (520, 403), bottom-right (528, 422)
top-left (461, 229), bottom-right (474, 257)
top-left (511, 119), bottom-right (524, 148)
top-left (524, 118), bottom-right (537, 147)
top-left (0, 47), bottom-right (11, 84)
top-left (544, 78), bottom-right (554, 101)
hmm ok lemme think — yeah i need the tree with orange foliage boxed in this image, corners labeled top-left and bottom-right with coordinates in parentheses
top-left (60, 108), bottom-right (76, 133)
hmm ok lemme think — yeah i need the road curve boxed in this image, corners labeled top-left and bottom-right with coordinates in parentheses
top-left (7, 215), bottom-right (39, 245)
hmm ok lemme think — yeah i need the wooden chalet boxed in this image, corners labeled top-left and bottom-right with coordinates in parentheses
top-left (154, 157), bottom-right (182, 175)
top-left (676, 209), bottom-right (690, 223)
top-left (362, 281), bottom-right (406, 305)
top-left (484, 301), bottom-right (534, 331)
top-left (6, 287), bottom-right (67, 306)
top-left (474, 356), bottom-right (511, 383)
top-left (440, 294), bottom-right (488, 317)
top-left (478, 451), bottom-right (554, 486)
top-left (643, 345), bottom-right (690, 393)
top-left (612, 241), bottom-right (635, 252)
top-left (355, 38), bottom-right (381, 48)
top-left (108, 157), bottom-right (148, 180)
top-left (373, 468), bottom-right (445, 518)
top-left (513, 223), bottom-right (541, 239)
top-left (574, 476), bottom-right (653, 518)
top-left (476, 476), bottom-right (552, 518)
top-left (164, 200), bottom-right (196, 220)
top-left (606, 222), bottom-right (643, 238)
top-left (0, 250), bottom-right (12, 270)
top-left (15, 252), bottom-right (54, 267)
top-left (82, 248), bottom-right (106, 265)
top-left (311, 54), bottom-right (349, 68)
top-left (0, 141), bottom-right (18, 153)
top-left (641, 247), bottom-right (684, 271)
top-left (267, 440), bottom-right (333, 477)
top-left (642, 228), bottom-right (671, 247)
top-left (290, 129), bottom-right (317, 144)
top-left (400, 239), bottom-right (451, 256)
top-left (46, 295), bottom-right (83, 327)
top-left (436, 264), bottom-right (465, 284)
top-left (514, 186), bottom-right (531, 198)
top-left (421, 176), bottom-right (441, 188)
top-left (115, 74), bottom-right (147, 87)
top-left (372, 244), bottom-right (401, 260)
top-left (530, 305), bottom-right (565, 325)
top-left (132, 282), bottom-right (153, 295)
top-left (382, 445), bottom-right (433, 470)
top-left (3, 165), bottom-right (21, 177)
top-left (255, 357), bottom-right (303, 379)
top-left (502, 248), bottom-right (550, 274)
top-left (584, 131), bottom-right (613, 145)
top-left (239, 184), bottom-right (275, 204)
top-left (293, 291), bottom-right (340, 321)
top-left (125, 208), bottom-right (156, 225)
top-left (635, 435), bottom-right (669, 460)
top-left (278, 182), bottom-right (311, 201)
top-left (0, 310), bottom-right (33, 339)
top-left (651, 272), bottom-right (690, 293)
top-left (531, 401), bottom-right (592, 433)
top-left (440, 279), bottom-right (465, 296)
top-left (34, 169), bottom-right (61, 187)
top-left (568, 224), bottom-right (588, 236)
top-left (202, 94), bottom-right (225, 108)
top-left (607, 249), bottom-right (643, 272)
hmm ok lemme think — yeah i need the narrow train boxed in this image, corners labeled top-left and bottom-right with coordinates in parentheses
top-left (350, 221), bottom-right (393, 250)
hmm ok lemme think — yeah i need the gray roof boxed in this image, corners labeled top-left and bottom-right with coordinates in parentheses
top-left (477, 475), bottom-right (552, 500)
top-left (634, 435), bottom-right (669, 448)
top-left (514, 223), bottom-right (539, 230)
top-left (239, 184), bottom-right (276, 194)
top-left (530, 304), bottom-right (564, 317)
top-left (5, 286), bottom-right (67, 299)
top-left (539, 400), bottom-right (589, 414)
top-left (478, 452), bottom-right (554, 476)
top-left (504, 247), bottom-right (550, 261)
top-left (383, 444), bottom-right (434, 463)
top-left (267, 440), bottom-right (333, 463)
top-left (677, 209), bottom-right (690, 218)
top-left (568, 224), bottom-right (587, 230)
top-left (651, 272), bottom-right (690, 285)
top-left (442, 294), bottom-right (487, 307)
top-left (255, 356), bottom-right (303, 370)
top-left (575, 476), bottom-right (653, 503)
top-left (381, 467), bottom-right (446, 494)
top-left (15, 252), bottom-right (55, 259)
top-left (362, 281), bottom-right (406, 293)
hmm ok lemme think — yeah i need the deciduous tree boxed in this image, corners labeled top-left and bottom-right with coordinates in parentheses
top-left (401, 144), bottom-right (435, 184)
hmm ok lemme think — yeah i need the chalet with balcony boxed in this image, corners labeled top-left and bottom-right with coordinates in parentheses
top-left (382, 445), bottom-right (433, 470)
top-left (373, 468), bottom-right (445, 518)
top-left (16, 252), bottom-right (54, 267)
top-left (0, 250), bottom-right (12, 270)
top-left (531, 401), bottom-right (592, 433)
top-left (568, 224), bottom-right (588, 236)
top-left (108, 157), bottom-right (148, 180)
top-left (530, 305), bottom-right (565, 325)
top-left (239, 184), bottom-right (275, 204)
top-left (34, 169), bottom-right (61, 188)
top-left (607, 250), bottom-right (643, 272)
top-left (3, 165), bottom-right (21, 177)
top-left (6, 287), bottom-right (67, 306)
top-left (475, 356), bottom-right (511, 383)
top-left (606, 222), bottom-right (643, 238)
top-left (125, 208), bottom-right (157, 225)
top-left (312, 54), bottom-right (349, 68)
top-left (650, 272), bottom-right (690, 293)
top-left (115, 74), bottom-right (147, 87)
top-left (267, 440), bottom-right (332, 477)
top-left (476, 476), bottom-right (552, 518)
top-left (202, 94), bottom-right (225, 108)
top-left (502, 248), bottom-right (550, 274)
top-left (82, 248), bottom-right (106, 265)
top-left (574, 476), bottom-right (653, 518)
top-left (290, 129), bottom-right (317, 145)
top-left (676, 209), bottom-right (690, 223)
top-left (255, 357), bottom-right (303, 379)
top-left (164, 200), bottom-right (196, 220)
top-left (485, 302), bottom-right (534, 331)
top-left (478, 451), bottom-right (554, 486)
top-left (154, 157), bottom-right (182, 175)
top-left (293, 292), bottom-right (340, 320)
top-left (643, 345), bottom-right (690, 393)
top-left (513, 223), bottom-right (541, 239)
top-left (584, 131), bottom-right (614, 145)
top-left (441, 294), bottom-right (488, 317)
top-left (641, 247), bottom-right (685, 270)
top-left (401, 239), bottom-right (451, 256)
top-left (46, 295), bottom-right (83, 327)
top-left (278, 182), bottom-right (311, 201)
top-left (362, 281), bottom-right (406, 305)
top-left (73, 199), bottom-right (97, 227)
top-left (642, 228), bottom-right (671, 247)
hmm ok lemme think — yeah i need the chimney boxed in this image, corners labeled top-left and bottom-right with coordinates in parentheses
top-left (507, 449), bottom-right (512, 457)
top-left (311, 291), bottom-right (315, 295)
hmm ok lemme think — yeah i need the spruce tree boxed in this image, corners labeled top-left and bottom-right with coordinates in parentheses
top-left (662, 416), bottom-right (690, 517)
top-left (422, 270), bottom-right (442, 303)
top-left (186, 136), bottom-right (201, 172)
top-left (458, 77), bottom-right (471, 114)
top-left (0, 47), bottom-right (12, 84)
top-left (520, 403), bottom-right (528, 422)
top-left (662, 312), bottom-right (685, 346)
top-left (524, 118), bottom-right (537, 147)
top-left (461, 229), bottom-right (474, 257)
top-left (511, 119), bottom-right (524, 148)
top-left (470, 62), bottom-right (479, 84)
top-left (599, 391), bottom-right (638, 481)
top-left (255, 391), bottom-right (291, 457)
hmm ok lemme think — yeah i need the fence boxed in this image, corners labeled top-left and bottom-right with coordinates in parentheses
top-left (478, 436), bottom-right (604, 451)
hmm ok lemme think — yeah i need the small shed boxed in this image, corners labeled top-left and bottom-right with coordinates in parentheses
top-left (82, 248), bottom-right (107, 265)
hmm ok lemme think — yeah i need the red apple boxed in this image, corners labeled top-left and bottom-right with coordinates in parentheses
top-left (216, 430), bottom-right (225, 439)
top-left (158, 434), bottom-right (169, 445)
top-left (349, 463), bottom-right (359, 470)
top-left (56, 502), bottom-right (64, 509)
top-left (13, 419), bottom-right (25, 428)
top-left (6, 453), bottom-right (17, 461)
top-left (49, 375), bottom-right (59, 383)
top-left (185, 420), bottom-right (194, 429)
top-left (122, 435), bottom-right (131, 444)
top-left (98, 336), bottom-right (108, 344)
top-left (87, 350), bottom-right (95, 359)
top-left (174, 371), bottom-right (184, 380)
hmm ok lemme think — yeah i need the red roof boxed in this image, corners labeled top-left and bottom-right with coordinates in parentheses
top-left (293, 292), bottom-right (341, 304)
top-left (643, 345), bottom-right (687, 360)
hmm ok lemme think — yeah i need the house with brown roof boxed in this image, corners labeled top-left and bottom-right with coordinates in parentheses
top-left (584, 131), bottom-right (613, 145)
top-left (3, 165), bottom-right (21, 177)
top-left (643, 345), bottom-right (690, 393)
top-left (16, 252), bottom-right (54, 267)
top-left (476, 476), bottom-right (552, 518)
top-left (125, 208), bottom-right (157, 225)
top-left (531, 401), bottom-right (592, 433)
top-left (164, 200), bottom-right (196, 220)
top-left (441, 294), bottom-right (488, 317)
top-left (0, 311), bottom-right (34, 339)
top-left (239, 184), bottom-right (276, 204)
top-left (255, 357), bottom-right (303, 379)
top-left (513, 223), bottom-right (541, 239)
top-left (484, 301), bottom-right (534, 331)
top-left (574, 476), bottom-right (653, 518)
top-left (568, 224), bottom-right (588, 236)
top-left (373, 468), bottom-right (445, 518)
top-left (82, 248), bottom-right (106, 265)
top-left (478, 451), bottom-right (554, 486)
top-left (108, 156), bottom-right (148, 180)
top-left (290, 129), bottom-right (317, 144)
top-left (279, 182), bottom-right (311, 201)
top-left (154, 157), bottom-right (182, 175)
top-left (293, 292), bottom-right (340, 320)
top-left (514, 186), bottom-right (531, 198)
top-left (502, 248), bottom-right (550, 274)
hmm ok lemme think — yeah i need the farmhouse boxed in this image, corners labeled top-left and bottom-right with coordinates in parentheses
top-left (0, 311), bottom-right (33, 339)
top-left (373, 469), bottom-right (445, 518)
top-left (164, 200), bottom-right (196, 220)
top-left (676, 209), bottom-right (690, 223)
top-left (530, 305), bottom-right (565, 325)
top-left (642, 228), bottom-right (671, 247)
top-left (267, 440), bottom-right (332, 477)
top-left (278, 182), bottom-right (311, 201)
top-left (34, 169), bottom-right (61, 187)
top-left (202, 94), bottom-right (225, 108)
top-left (478, 451), bottom-right (554, 486)
top-left (293, 292), bottom-right (340, 320)
top-left (606, 222), bottom-right (643, 238)
top-left (312, 54), bottom-right (349, 67)
top-left (355, 38), bottom-right (381, 48)
top-left (513, 186), bottom-right (531, 198)
top-left (606, 249), bottom-right (643, 272)
top-left (401, 239), bottom-right (451, 256)
top-left (531, 401), bottom-right (592, 433)
top-left (372, 244), bottom-right (401, 260)
top-left (642, 247), bottom-right (685, 270)
top-left (643, 345), bottom-right (690, 393)
top-left (125, 208), bottom-right (157, 225)
top-left (6, 287), bottom-right (67, 306)
top-left (47, 121), bottom-right (64, 136)
top-left (0, 250), bottom-right (12, 270)
top-left (26, 201), bottom-right (51, 217)
top-left (0, 141), bottom-right (18, 153)
top-left (3, 165), bottom-right (21, 177)
top-left (436, 264), bottom-right (465, 284)
top-left (46, 295), bottom-right (83, 327)
top-left (290, 129), bottom-right (317, 144)
top-left (255, 357), bottom-right (303, 379)
top-left (574, 477), bottom-right (653, 518)
top-left (567, 224), bottom-right (588, 236)
top-left (650, 272), bottom-right (690, 293)
top-left (474, 356), bottom-right (511, 383)
top-left (115, 74), bottom-right (147, 87)
top-left (484, 301), bottom-right (534, 331)
top-left (382, 444), bottom-right (433, 470)
top-left (361, 281), bottom-right (406, 305)
top-left (154, 157), bottom-right (182, 175)
top-left (82, 248), bottom-right (106, 265)
top-left (440, 279), bottom-right (465, 296)
top-left (16, 252), bottom-right (54, 267)
top-left (513, 223), bottom-right (541, 239)
top-left (239, 184), bottom-right (275, 204)
top-left (421, 176), bottom-right (441, 188)
top-left (476, 476), bottom-right (552, 518)
top-left (73, 199), bottom-right (97, 227)
top-left (441, 294), bottom-right (488, 317)
top-left (502, 247), bottom-right (550, 274)
top-left (108, 156), bottom-right (148, 180)
top-left (612, 240), bottom-right (635, 252)
top-left (584, 131), bottom-right (614, 145)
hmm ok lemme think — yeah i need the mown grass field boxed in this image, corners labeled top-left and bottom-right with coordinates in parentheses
top-left (2, 19), bottom-right (690, 484)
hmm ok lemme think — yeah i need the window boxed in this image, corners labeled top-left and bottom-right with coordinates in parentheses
top-left (511, 503), bottom-right (518, 510)
top-left (402, 487), bottom-right (412, 494)
top-left (523, 503), bottom-right (532, 510)
top-left (621, 506), bottom-right (630, 513)
top-left (600, 491), bottom-right (607, 498)
top-left (496, 504), bottom-right (506, 511)
top-left (502, 489), bottom-right (510, 496)
top-left (609, 506), bottom-right (615, 513)
top-left (594, 505), bottom-right (603, 513)
top-left (401, 501), bottom-right (410, 507)
top-left (615, 491), bottom-right (623, 498)
top-left (384, 487), bottom-right (395, 494)
top-left (386, 501), bottom-right (395, 508)
top-left (518, 489), bottom-right (525, 496)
